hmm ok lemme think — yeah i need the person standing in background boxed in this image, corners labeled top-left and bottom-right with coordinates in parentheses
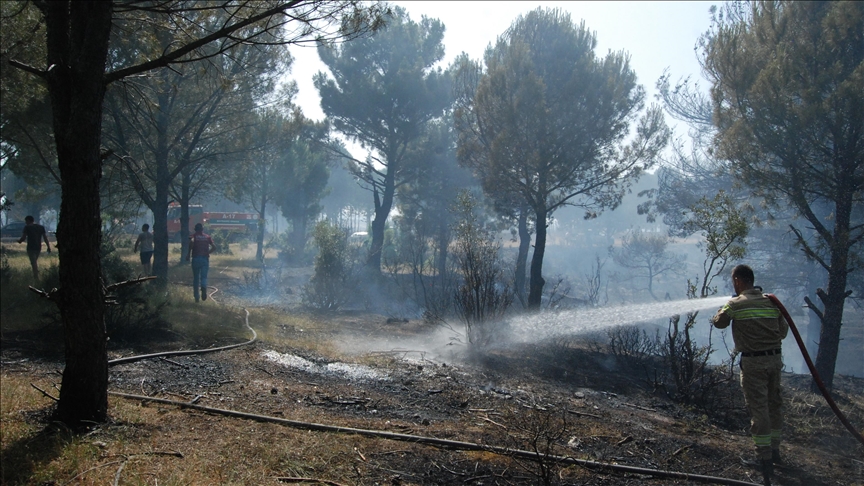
top-left (133, 223), bottom-right (154, 275)
top-left (186, 223), bottom-right (215, 302)
top-left (18, 215), bottom-right (51, 280)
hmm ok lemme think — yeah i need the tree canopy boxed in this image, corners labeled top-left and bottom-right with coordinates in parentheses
top-left (6, 0), bottom-right (385, 426)
top-left (314, 6), bottom-right (451, 273)
top-left (455, 7), bottom-right (668, 308)
top-left (701, 0), bottom-right (863, 390)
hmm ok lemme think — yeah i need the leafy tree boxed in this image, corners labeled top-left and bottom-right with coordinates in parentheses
top-left (609, 229), bottom-right (686, 301)
top-left (103, 15), bottom-right (288, 282)
top-left (227, 107), bottom-right (304, 261)
top-left (683, 191), bottom-right (749, 298)
top-left (701, 1), bottom-right (864, 389)
top-left (455, 8), bottom-right (669, 309)
top-left (302, 220), bottom-right (355, 310)
top-left (276, 138), bottom-right (332, 261)
top-left (452, 53), bottom-right (533, 306)
top-left (314, 6), bottom-right (451, 273)
top-left (0, 2), bottom-right (58, 217)
top-left (6, 0), bottom-right (385, 426)
top-left (398, 116), bottom-right (475, 278)
top-left (638, 72), bottom-right (736, 234)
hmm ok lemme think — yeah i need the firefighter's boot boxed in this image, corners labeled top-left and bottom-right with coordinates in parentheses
top-left (760, 458), bottom-right (773, 486)
top-left (201, 287), bottom-right (207, 300)
top-left (771, 448), bottom-right (782, 465)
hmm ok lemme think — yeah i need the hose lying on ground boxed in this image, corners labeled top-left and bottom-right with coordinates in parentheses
top-left (765, 294), bottom-right (864, 447)
top-left (108, 391), bottom-right (760, 486)
top-left (108, 306), bottom-right (255, 367)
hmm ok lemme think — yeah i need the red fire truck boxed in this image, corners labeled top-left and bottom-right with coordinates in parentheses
top-left (167, 204), bottom-right (258, 241)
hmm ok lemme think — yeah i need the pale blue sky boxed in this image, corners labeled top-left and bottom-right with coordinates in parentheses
top-left (289, 1), bottom-right (715, 122)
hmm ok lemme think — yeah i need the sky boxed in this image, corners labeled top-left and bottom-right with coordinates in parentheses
top-left (287, 1), bottom-right (717, 128)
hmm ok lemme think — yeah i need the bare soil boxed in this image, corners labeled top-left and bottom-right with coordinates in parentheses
top-left (2, 283), bottom-right (862, 485)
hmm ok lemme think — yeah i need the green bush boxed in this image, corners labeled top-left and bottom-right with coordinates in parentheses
top-left (301, 221), bottom-right (355, 310)
top-left (210, 230), bottom-right (233, 255)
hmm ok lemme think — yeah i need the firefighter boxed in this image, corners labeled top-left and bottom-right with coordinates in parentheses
top-left (711, 264), bottom-right (788, 486)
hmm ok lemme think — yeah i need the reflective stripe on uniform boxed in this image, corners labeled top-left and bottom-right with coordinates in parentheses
top-left (730, 308), bottom-right (780, 320)
top-left (752, 434), bottom-right (772, 447)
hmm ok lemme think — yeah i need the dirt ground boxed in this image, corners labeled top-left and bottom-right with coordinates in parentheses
top-left (2, 277), bottom-right (863, 485)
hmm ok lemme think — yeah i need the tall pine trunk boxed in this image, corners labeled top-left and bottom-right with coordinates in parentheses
top-left (514, 207), bottom-right (530, 307)
top-left (527, 208), bottom-right (547, 309)
top-left (42, 1), bottom-right (113, 425)
top-left (366, 166), bottom-right (396, 273)
top-left (812, 195), bottom-right (853, 392)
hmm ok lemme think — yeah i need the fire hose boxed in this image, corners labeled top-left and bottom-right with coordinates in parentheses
top-left (109, 391), bottom-right (760, 486)
top-left (764, 294), bottom-right (864, 447)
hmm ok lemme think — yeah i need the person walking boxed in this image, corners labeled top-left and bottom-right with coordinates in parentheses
top-left (133, 223), bottom-right (154, 275)
top-left (186, 223), bottom-right (215, 302)
top-left (18, 215), bottom-right (51, 280)
top-left (711, 264), bottom-right (788, 486)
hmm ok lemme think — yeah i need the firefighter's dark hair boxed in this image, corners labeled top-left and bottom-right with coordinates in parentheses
top-left (194, 223), bottom-right (203, 232)
top-left (732, 265), bottom-right (755, 285)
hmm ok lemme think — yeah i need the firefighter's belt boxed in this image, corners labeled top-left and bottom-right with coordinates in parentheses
top-left (741, 348), bottom-right (782, 357)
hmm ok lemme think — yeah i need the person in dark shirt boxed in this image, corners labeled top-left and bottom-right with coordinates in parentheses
top-left (18, 215), bottom-right (51, 280)
top-left (186, 223), bottom-right (215, 302)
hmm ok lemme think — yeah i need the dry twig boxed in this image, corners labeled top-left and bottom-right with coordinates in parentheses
top-left (275, 478), bottom-right (347, 486)
top-left (30, 383), bottom-right (59, 401)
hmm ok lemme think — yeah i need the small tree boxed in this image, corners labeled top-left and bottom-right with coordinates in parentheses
top-left (662, 191), bottom-right (748, 408)
top-left (609, 229), bottom-right (686, 301)
top-left (683, 191), bottom-right (748, 298)
top-left (451, 192), bottom-right (513, 347)
top-left (302, 220), bottom-right (354, 310)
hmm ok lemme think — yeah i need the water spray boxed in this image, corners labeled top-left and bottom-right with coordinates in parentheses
top-left (507, 296), bottom-right (731, 343)
top-left (764, 294), bottom-right (864, 447)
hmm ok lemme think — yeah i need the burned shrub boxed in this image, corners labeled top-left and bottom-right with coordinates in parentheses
top-left (101, 240), bottom-right (170, 340)
top-left (606, 324), bottom-right (660, 368)
top-left (451, 192), bottom-right (513, 347)
top-left (658, 312), bottom-right (736, 411)
top-left (503, 404), bottom-right (571, 486)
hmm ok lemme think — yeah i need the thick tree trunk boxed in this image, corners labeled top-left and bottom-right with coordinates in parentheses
top-left (811, 197), bottom-right (853, 392)
top-left (804, 260), bottom-right (823, 359)
top-left (290, 214), bottom-right (307, 261)
top-left (527, 208), bottom-right (547, 309)
top-left (366, 167), bottom-right (396, 273)
top-left (178, 171), bottom-right (192, 264)
top-left (256, 197), bottom-right (266, 262)
top-left (151, 176), bottom-right (171, 286)
top-left (42, 1), bottom-right (113, 426)
top-left (515, 207), bottom-right (530, 306)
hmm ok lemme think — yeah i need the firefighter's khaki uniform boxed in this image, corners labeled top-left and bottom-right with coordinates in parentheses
top-left (712, 289), bottom-right (789, 460)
